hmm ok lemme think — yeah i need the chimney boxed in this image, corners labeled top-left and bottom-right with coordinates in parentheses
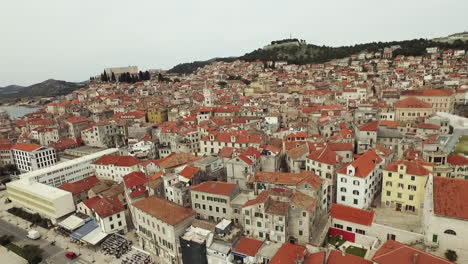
top-left (412, 253), bottom-right (419, 264)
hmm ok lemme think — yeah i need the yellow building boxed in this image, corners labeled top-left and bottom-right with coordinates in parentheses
top-left (400, 89), bottom-right (454, 113)
top-left (381, 160), bottom-right (432, 214)
top-left (147, 108), bottom-right (168, 124)
top-left (394, 97), bottom-right (433, 122)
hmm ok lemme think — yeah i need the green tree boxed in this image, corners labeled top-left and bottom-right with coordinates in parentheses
top-left (111, 72), bottom-right (116, 82)
top-left (22, 244), bottom-right (43, 264)
top-left (445, 250), bottom-right (458, 262)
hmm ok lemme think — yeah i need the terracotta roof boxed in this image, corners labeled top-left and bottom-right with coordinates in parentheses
top-left (327, 142), bottom-right (353, 152)
top-left (93, 155), bottom-right (141, 167)
top-left (417, 123), bottom-right (440, 130)
top-left (379, 120), bottom-right (399, 129)
top-left (179, 167), bottom-right (199, 179)
top-left (123, 172), bottom-right (148, 188)
top-left (291, 191), bottom-right (317, 212)
top-left (304, 252), bottom-right (326, 264)
top-left (269, 243), bottom-right (306, 264)
top-left (12, 143), bottom-right (43, 152)
top-left (59, 176), bottom-right (100, 195)
top-left (394, 97), bottom-right (432, 108)
top-left (253, 171), bottom-right (322, 188)
top-left (327, 250), bottom-right (373, 264)
top-left (433, 177), bottom-right (468, 220)
top-left (65, 116), bottom-right (89, 124)
top-left (373, 240), bottom-right (452, 264)
top-left (401, 89), bottom-right (453, 97)
top-left (218, 146), bottom-right (236, 158)
top-left (384, 161), bottom-right (430, 176)
top-left (338, 150), bottom-right (382, 178)
top-left (233, 237), bottom-right (263, 257)
top-left (132, 196), bottom-right (195, 226)
top-left (447, 154), bottom-right (468, 166)
top-left (154, 152), bottom-right (199, 169)
top-left (83, 196), bottom-right (124, 218)
top-left (307, 147), bottom-right (340, 165)
top-left (358, 121), bottom-right (379, 131)
top-left (243, 191), bottom-right (269, 207)
top-left (266, 200), bottom-right (289, 216)
top-left (190, 181), bottom-right (237, 196)
top-left (331, 203), bottom-right (374, 226)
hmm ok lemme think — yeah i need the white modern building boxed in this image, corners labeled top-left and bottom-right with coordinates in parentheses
top-left (12, 143), bottom-right (57, 172)
top-left (6, 179), bottom-right (75, 223)
top-left (18, 148), bottom-right (119, 187)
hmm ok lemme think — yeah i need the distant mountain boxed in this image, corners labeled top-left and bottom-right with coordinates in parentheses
top-left (0, 79), bottom-right (86, 98)
top-left (0, 85), bottom-right (25, 95)
top-left (168, 36), bottom-right (468, 74)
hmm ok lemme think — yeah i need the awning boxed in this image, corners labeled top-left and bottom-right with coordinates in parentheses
top-left (70, 220), bottom-right (98, 240)
top-left (179, 176), bottom-right (191, 183)
top-left (81, 228), bottom-right (108, 245)
top-left (59, 215), bottom-right (86, 231)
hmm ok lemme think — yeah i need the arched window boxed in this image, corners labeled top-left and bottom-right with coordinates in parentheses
top-left (341, 178), bottom-right (347, 183)
top-left (353, 190), bottom-right (359, 195)
top-left (340, 187), bottom-right (346, 192)
top-left (444, 230), bottom-right (456, 236)
top-left (353, 180), bottom-right (360, 186)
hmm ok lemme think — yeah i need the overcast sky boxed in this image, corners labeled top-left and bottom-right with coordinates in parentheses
top-left (0, 0), bottom-right (467, 86)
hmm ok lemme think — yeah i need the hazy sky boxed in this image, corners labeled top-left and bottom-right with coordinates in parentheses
top-left (1, 0), bottom-right (467, 86)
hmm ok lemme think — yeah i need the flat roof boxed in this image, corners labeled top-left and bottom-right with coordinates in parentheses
top-left (19, 148), bottom-right (119, 180)
top-left (7, 179), bottom-right (71, 200)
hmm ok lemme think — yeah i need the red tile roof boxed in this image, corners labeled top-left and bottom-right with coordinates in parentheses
top-left (338, 150), bottom-right (382, 178)
top-left (93, 155), bottom-right (141, 167)
top-left (269, 243), bottom-right (306, 264)
top-left (59, 176), bottom-right (100, 195)
top-left (65, 116), bottom-right (89, 124)
top-left (307, 147), bottom-right (340, 165)
top-left (132, 196), bottom-right (195, 226)
top-left (433, 177), bottom-right (468, 220)
top-left (190, 181), bottom-right (237, 196)
top-left (447, 155), bottom-right (468, 166)
top-left (331, 203), bottom-right (374, 226)
top-left (253, 171), bottom-right (323, 188)
top-left (233, 237), bottom-right (263, 257)
top-left (384, 161), bottom-right (430, 176)
top-left (154, 152), bottom-right (199, 169)
top-left (401, 89), bottom-right (453, 97)
top-left (12, 143), bottom-right (43, 152)
top-left (83, 196), bottom-right (124, 218)
top-left (358, 121), bottom-right (379, 131)
top-left (373, 240), bottom-right (452, 264)
top-left (179, 167), bottom-right (199, 179)
top-left (123, 172), bottom-right (148, 188)
top-left (417, 123), bottom-right (440, 130)
top-left (394, 97), bottom-right (432, 108)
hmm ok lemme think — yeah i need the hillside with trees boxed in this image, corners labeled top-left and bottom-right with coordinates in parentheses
top-left (168, 38), bottom-right (468, 74)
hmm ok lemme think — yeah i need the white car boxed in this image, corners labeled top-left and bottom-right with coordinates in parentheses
top-left (27, 230), bottom-right (41, 240)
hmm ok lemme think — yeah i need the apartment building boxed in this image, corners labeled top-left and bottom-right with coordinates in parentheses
top-left (226, 147), bottom-right (261, 190)
top-left (447, 154), bottom-right (468, 179)
top-left (19, 148), bottom-right (119, 187)
top-left (400, 89), bottom-right (454, 113)
top-left (199, 131), bottom-right (262, 156)
top-left (190, 181), bottom-right (239, 222)
top-left (0, 143), bottom-right (13, 166)
top-left (65, 116), bottom-right (91, 140)
top-left (336, 150), bottom-right (384, 209)
top-left (12, 143), bottom-right (57, 172)
top-left (394, 97), bottom-right (433, 122)
top-left (381, 160), bottom-right (432, 214)
top-left (242, 189), bottom-right (319, 245)
top-left (92, 154), bottom-right (141, 182)
top-left (81, 121), bottom-right (120, 148)
top-left (78, 196), bottom-right (127, 234)
top-left (356, 121), bottom-right (378, 154)
top-left (132, 196), bottom-right (195, 264)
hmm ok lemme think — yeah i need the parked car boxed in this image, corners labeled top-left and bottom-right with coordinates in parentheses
top-left (65, 252), bottom-right (78, 260)
top-left (26, 230), bottom-right (41, 240)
